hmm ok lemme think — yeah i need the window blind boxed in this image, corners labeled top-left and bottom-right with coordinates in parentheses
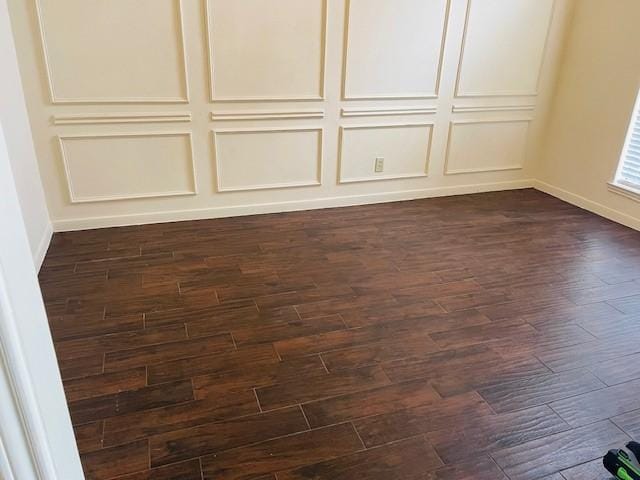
top-left (617, 91), bottom-right (640, 190)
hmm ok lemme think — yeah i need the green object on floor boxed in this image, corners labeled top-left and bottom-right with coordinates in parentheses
top-left (618, 468), bottom-right (636, 480)
top-left (604, 443), bottom-right (640, 480)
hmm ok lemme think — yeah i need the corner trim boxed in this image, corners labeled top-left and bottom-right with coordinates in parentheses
top-left (534, 180), bottom-right (640, 231)
top-left (0, 265), bottom-right (59, 479)
top-left (33, 223), bottom-right (53, 271)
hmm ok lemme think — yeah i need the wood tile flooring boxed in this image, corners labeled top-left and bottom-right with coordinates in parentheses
top-left (39, 189), bottom-right (640, 480)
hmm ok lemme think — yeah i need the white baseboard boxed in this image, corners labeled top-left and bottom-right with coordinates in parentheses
top-left (53, 179), bottom-right (534, 232)
top-left (534, 180), bottom-right (640, 231)
top-left (33, 222), bottom-right (52, 270)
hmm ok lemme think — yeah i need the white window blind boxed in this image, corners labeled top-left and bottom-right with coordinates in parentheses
top-left (616, 89), bottom-right (640, 190)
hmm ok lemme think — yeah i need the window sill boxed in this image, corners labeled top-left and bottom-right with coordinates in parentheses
top-left (608, 181), bottom-right (640, 203)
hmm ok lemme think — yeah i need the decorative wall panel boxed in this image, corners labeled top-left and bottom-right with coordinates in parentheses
top-left (213, 127), bottom-right (323, 191)
top-left (445, 120), bottom-right (531, 174)
top-left (36, 0), bottom-right (189, 103)
top-left (59, 132), bottom-right (196, 202)
top-left (343, 0), bottom-right (449, 99)
top-left (339, 124), bottom-right (433, 183)
top-left (207, 0), bottom-right (327, 101)
top-left (455, 0), bottom-right (555, 97)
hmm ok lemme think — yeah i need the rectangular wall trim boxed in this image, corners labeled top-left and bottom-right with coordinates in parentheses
top-left (206, 0), bottom-right (328, 102)
top-left (341, 107), bottom-right (437, 117)
top-left (53, 113), bottom-right (192, 125)
top-left (58, 131), bottom-right (197, 203)
top-left (35, 0), bottom-right (190, 103)
top-left (10, 0), bottom-right (573, 233)
top-left (451, 105), bottom-right (536, 114)
top-left (454, 0), bottom-right (555, 98)
top-left (444, 118), bottom-right (532, 175)
top-left (342, 0), bottom-right (450, 100)
top-left (213, 126), bottom-right (323, 192)
top-left (339, 122), bottom-right (434, 184)
top-left (211, 110), bottom-right (325, 121)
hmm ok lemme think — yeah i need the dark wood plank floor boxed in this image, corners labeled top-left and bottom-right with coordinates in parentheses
top-left (39, 189), bottom-right (640, 480)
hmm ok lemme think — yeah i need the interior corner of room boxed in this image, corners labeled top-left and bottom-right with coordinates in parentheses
top-left (1, 0), bottom-right (640, 479)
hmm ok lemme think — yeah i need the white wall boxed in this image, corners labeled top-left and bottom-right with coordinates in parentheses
top-left (536, 0), bottom-right (640, 230)
top-left (0, 122), bottom-right (83, 479)
top-left (0, 0), bottom-right (51, 266)
top-left (7, 0), bottom-right (573, 231)
top-left (1, 2), bottom-right (81, 476)
top-left (0, 352), bottom-right (39, 480)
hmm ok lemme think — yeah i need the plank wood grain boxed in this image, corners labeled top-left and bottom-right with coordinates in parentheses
top-left (39, 190), bottom-right (640, 479)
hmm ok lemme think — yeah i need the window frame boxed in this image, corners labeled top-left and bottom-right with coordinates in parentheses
top-left (610, 86), bottom-right (640, 202)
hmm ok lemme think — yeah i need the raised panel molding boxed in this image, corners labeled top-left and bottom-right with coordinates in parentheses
top-left (455, 0), bottom-right (555, 98)
top-left (211, 110), bottom-right (325, 121)
top-left (339, 123), bottom-right (434, 183)
top-left (35, 0), bottom-right (189, 104)
top-left (341, 107), bottom-right (437, 117)
top-left (59, 132), bottom-right (197, 203)
top-left (53, 113), bottom-right (192, 125)
top-left (444, 119), bottom-right (531, 175)
top-left (451, 105), bottom-right (535, 114)
top-left (206, 0), bottom-right (327, 102)
top-left (343, 0), bottom-right (450, 100)
top-left (213, 127), bottom-right (323, 192)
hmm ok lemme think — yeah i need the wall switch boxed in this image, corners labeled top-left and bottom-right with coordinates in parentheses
top-left (374, 157), bottom-right (384, 173)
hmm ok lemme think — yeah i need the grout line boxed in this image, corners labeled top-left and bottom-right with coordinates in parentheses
top-left (319, 354), bottom-right (330, 373)
top-left (253, 388), bottom-right (263, 412)
top-left (607, 299), bottom-right (630, 315)
top-left (299, 405), bottom-right (311, 430)
top-left (352, 422), bottom-right (367, 450)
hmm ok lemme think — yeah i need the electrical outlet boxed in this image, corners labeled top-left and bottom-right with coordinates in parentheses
top-left (374, 157), bottom-right (384, 173)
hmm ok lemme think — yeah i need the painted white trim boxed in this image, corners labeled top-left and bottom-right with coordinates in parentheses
top-left (211, 110), bottom-right (325, 121)
top-left (212, 126), bottom-right (324, 193)
top-left (0, 433), bottom-right (16, 480)
top-left (52, 179), bottom-right (534, 232)
top-left (53, 112), bottom-right (192, 125)
top-left (341, 0), bottom-right (450, 100)
top-left (0, 265), bottom-right (58, 479)
top-left (341, 107), bottom-right (437, 117)
top-left (443, 118), bottom-right (532, 175)
top-left (534, 180), bottom-right (640, 231)
top-left (451, 104), bottom-right (536, 114)
top-left (454, 0), bottom-right (556, 99)
top-left (337, 122), bottom-right (434, 184)
top-left (206, 0), bottom-right (328, 102)
top-left (33, 223), bottom-right (52, 272)
top-left (35, 0), bottom-right (190, 104)
top-left (608, 182), bottom-right (640, 203)
top-left (58, 131), bottom-right (198, 203)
